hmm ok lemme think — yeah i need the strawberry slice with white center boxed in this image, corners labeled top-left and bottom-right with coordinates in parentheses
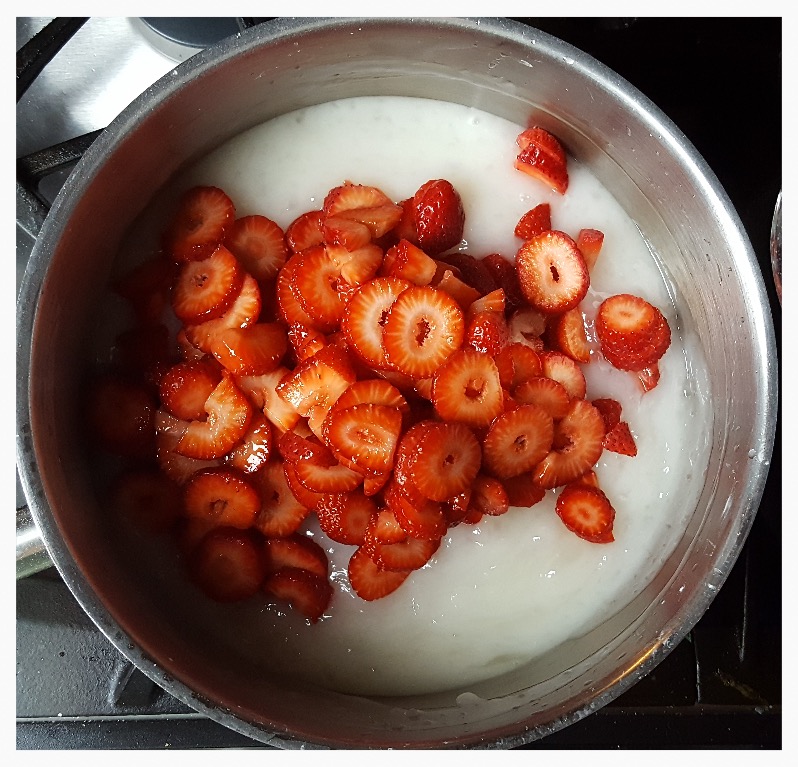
top-left (285, 210), bottom-right (324, 253)
top-left (363, 507), bottom-right (408, 547)
top-left (541, 350), bottom-right (587, 401)
top-left (482, 404), bottom-right (554, 479)
top-left (287, 322), bottom-right (327, 362)
top-left (348, 545), bottom-right (411, 601)
top-left (332, 204), bottom-right (404, 241)
top-left (514, 127), bottom-right (569, 194)
top-left (371, 535), bottom-right (441, 572)
top-left (183, 467), bottom-right (261, 529)
top-left (263, 567), bottom-right (333, 622)
top-left (224, 214), bottom-right (288, 282)
top-left (159, 360), bottom-right (222, 422)
top-left (431, 348), bottom-right (504, 428)
top-left (555, 483), bottom-right (615, 543)
top-left (342, 276), bottom-right (411, 370)
top-left (412, 179), bottom-right (465, 255)
top-left (514, 202), bottom-right (552, 240)
top-left (595, 294), bottom-right (672, 372)
top-left (315, 489), bottom-right (376, 545)
top-left (263, 533), bottom-right (329, 579)
top-left (382, 285), bottom-right (465, 378)
top-left (323, 216), bottom-right (373, 251)
top-left (176, 372), bottom-right (253, 460)
top-left (512, 376), bottom-right (572, 420)
top-left (234, 366), bottom-right (301, 433)
top-left (283, 461), bottom-right (324, 510)
top-left (534, 399), bottom-right (605, 489)
top-left (225, 414), bottom-right (272, 474)
top-left (508, 307), bottom-right (548, 348)
top-left (290, 245), bottom-right (346, 331)
top-left (184, 274), bottom-right (262, 354)
top-left (323, 182), bottom-right (396, 215)
top-left (515, 230), bottom-right (589, 314)
top-left (110, 467), bottom-right (183, 536)
top-left (209, 322), bottom-right (288, 376)
top-left (322, 403), bottom-right (403, 475)
top-left (163, 185), bottom-right (236, 263)
top-left (468, 474), bottom-right (510, 517)
top-left (404, 420), bottom-right (481, 502)
top-left (380, 239), bottom-right (438, 285)
top-left (547, 308), bottom-right (592, 364)
top-left (253, 459), bottom-right (310, 537)
top-left (188, 527), bottom-right (265, 602)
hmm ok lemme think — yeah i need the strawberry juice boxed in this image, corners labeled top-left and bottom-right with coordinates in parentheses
top-left (105, 96), bottom-right (712, 697)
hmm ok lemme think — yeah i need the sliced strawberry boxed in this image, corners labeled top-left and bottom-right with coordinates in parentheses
top-left (85, 373), bottom-right (155, 457)
top-left (371, 535), bottom-right (441, 572)
top-left (275, 255), bottom-right (319, 327)
top-left (342, 276), bottom-right (411, 370)
top-left (514, 202), bottom-right (552, 240)
top-left (323, 215), bottom-right (372, 251)
top-left (364, 507), bottom-right (408, 546)
top-left (254, 459), bottom-right (310, 537)
top-left (263, 567), bottom-right (333, 622)
top-left (389, 197), bottom-right (418, 245)
top-left (326, 242), bottom-right (384, 286)
top-left (282, 461), bottom-right (324, 510)
top-left (176, 372), bottom-right (252, 460)
top-left (183, 467), bottom-right (260, 529)
top-left (285, 210), bottom-right (324, 253)
top-left (404, 421), bottom-right (481, 501)
top-left (433, 268), bottom-right (483, 310)
top-left (547, 308), bottom-right (592, 364)
top-left (159, 359), bottom-right (222, 421)
top-left (576, 228), bottom-right (605, 271)
top-left (113, 256), bottom-right (177, 325)
top-left (468, 474), bottom-right (510, 517)
top-left (481, 253), bottom-right (527, 315)
top-left (332, 203), bottom-right (403, 240)
top-left (171, 245), bottom-right (244, 324)
top-left (469, 288), bottom-right (506, 316)
top-left (442, 489), bottom-right (472, 526)
top-left (155, 410), bottom-right (222, 485)
top-left (603, 420), bottom-right (638, 456)
top-left (514, 127), bottom-right (569, 194)
top-left (541, 350), bottom-right (587, 401)
top-left (574, 468), bottom-right (601, 489)
top-left (163, 185), bottom-right (236, 263)
top-left (385, 481), bottom-right (448, 540)
top-left (331, 378), bottom-right (410, 418)
top-left (209, 322), bottom-right (288, 376)
top-left (502, 473), bottom-right (547, 508)
top-left (363, 472), bottom-right (390, 497)
top-left (431, 348), bottom-right (504, 428)
top-left (464, 310), bottom-right (509, 357)
top-left (110, 467), bottom-right (183, 536)
top-left (322, 403), bottom-right (403, 475)
top-left (380, 239), bottom-right (437, 285)
top-left (508, 307), bottom-right (548, 349)
top-left (177, 328), bottom-right (205, 361)
top-left (534, 399), bottom-right (605, 489)
top-left (412, 179), bottom-right (465, 255)
top-left (263, 533), bottom-right (329, 578)
top-left (555, 483), bottom-right (615, 543)
top-left (382, 285), bottom-right (465, 378)
top-left (495, 342), bottom-right (543, 390)
top-left (224, 214), bottom-right (288, 282)
top-left (294, 456), bottom-right (364, 494)
top-left (188, 527), bottom-right (265, 602)
top-left (184, 274), bottom-right (262, 354)
top-left (315, 490), bottom-right (376, 545)
top-left (348, 545), bottom-right (411, 601)
top-left (516, 230), bottom-right (589, 314)
top-left (225, 414), bottom-right (272, 474)
top-left (512, 376), bottom-right (572, 420)
top-left (323, 182), bottom-right (395, 216)
top-left (275, 428), bottom-right (329, 465)
top-left (234, 366), bottom-right (301, 432)
top-left (436, 252), bottom-right (499, 295)
top-left (287, 322), bottom-right (327, 363)
top-left (482, 404), bottom-right (554, 479)
top-left (289, 245), bottom-right (346, 331)
top-left (591, 397), bottom-right (623, 433)
top-left (637, 363), bottom-right (661, 392)
top-left (595, 294), bottom-right (671, 371)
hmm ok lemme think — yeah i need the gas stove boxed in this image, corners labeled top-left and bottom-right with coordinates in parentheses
top-left (16, 17), bottom-right (781, 749)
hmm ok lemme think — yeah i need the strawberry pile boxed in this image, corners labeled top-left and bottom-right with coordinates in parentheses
top-left (86, 126), bottom-right (672, 622)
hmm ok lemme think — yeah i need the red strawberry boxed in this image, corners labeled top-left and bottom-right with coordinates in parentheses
top-left (293, 456), bottom-right (363, 494)
top-left (348, 545), bottom-right (411, 601)
top-left (576, 228), bottom-right (604, 271)
top-left (315, 490), bottom-right (376, 545)
top-left (534, 399), bottom-right (605, 489)
top-left (235, 366), bottom-right (301, 433)
top-left (188, 527), bottom-right (265, 602)
top-left (540, 350), bottom-right (587, 401)
top-left (326, 242), bottom-right (383, 286)
top-left (404, 421), bottom-right (481, 501)
top-left (323, 182), bottom-right (395, 216)
top-left (225, 414), bottom-right (273, 475)
top-left (481, 253), bottom-right (527, 315)
top-left (275, 255), bottom-right (319, 328)
top-left (183, 467), bottom-right (261, 529)
top-left (263, 533), bottom-right (329, 579)
top-left (159, 360), bottom-right (222, 422)
top-left (555, 483), bottom-right (615, 543)
top-left (154, 410), bottom-right (222, 485)
top-left (253, 459), bottom-right (310, 537)
top-left (495, 342), bottom-right (543, 390)
top-left (371, 535), bottom-right (441, 572)
top-left (637, 364), bottom-right (661, 392)
top-left (547, 308), bottom-right (592, 364)
top-left (442, 489), bottom-right (472, 526)
top-left (382, 285), bottom-right (465, 378)
top-left (380, 239), bottom-right (438, 285)
top-left (287, 323), bottom-right (327, 363)
top-left (385, 481), bottom-right (448, 541)
top-left (290, 245), bottom-right (346, 331)
top-left (431, 348), bottom-right (504, 428)
top-left (263, 566), bottom-right (333, 622)
top-left (412, 179), bottom-right (465, 255)
top-left (322, 403), bottom-right (403, 475)
top-left (469, 288), bottom-right (506, 316)
top-left (364, 507), bottom-right (408, 546)
top-left (514, 202), bottom-right (552, 240)
top-left (113, 256), bottom-right (177, 325)
top-left (502, 473), bottom-right (547, 508)
top-left (512, 376), bottom-right (572, 420)
top-left (603, 420), bottom-right (638, 456)
top-left (224, 214), bottom-right (288, 282)
top-left (435, 252), bottom-right (500, 296)
top-left (595, 294), bottom-right (671, 371)
top-left (469, 474), bottom-right (510, 517)
top-left (464, 310), bottom-right (509, 357)
top-left (163, 186), bottom-right (236, 263)
top-left (515, 230), bottom-right (589, 314)
top-left (432, 268), bottom-right (482, 310)
top-left (591, 398), bottom-right (622, 433)
top-left (482, 404), bottom-right (554, 479)
top-left (331, 378), bottom-right (410, 418)
top-left (285, 210), bottom-right (324, 253)
top-left (282, 461), bottom-right (324, 510)
top-left (110, 467), bottom-right (183, 536)
top-left (514, 127), bottom-right (569, 194)
top-left (209, 322), bottom-right (288, 376)
top-left (332, 203), bottom-right (403, 241)
top-left (171, 245), bottom-right (244, 324)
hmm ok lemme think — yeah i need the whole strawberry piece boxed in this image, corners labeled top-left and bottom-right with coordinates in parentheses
top-left (412, 179), bottom-right (465, 255)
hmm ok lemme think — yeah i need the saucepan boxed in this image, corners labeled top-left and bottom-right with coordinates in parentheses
top-left (16, 17), bottom-right (777, 748)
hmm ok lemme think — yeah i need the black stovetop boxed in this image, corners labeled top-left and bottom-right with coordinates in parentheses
top-left (16, 17), bottom-right (781, 749)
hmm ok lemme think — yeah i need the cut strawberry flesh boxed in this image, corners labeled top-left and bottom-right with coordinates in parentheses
top-left (183, 467), bottom-right (261, 529)
top-left (482, 404), bottom-right (554, 479)
top-left (263, 533), bottom-right (329, 579)
top-left (596, 294), bottom-right (671, 371)
top-left (348, 545), bottom-right (411, 601)
top-left (431, 348), bottom-right (504, 428)
top-left (163, 185), bottom-right (236, 263)
top-left (224, 214), bottom-right (288, 282)
top-left (514, 127), bottom-right (569, 194)
top-left (188, 527), bottom-right (264, 602)
top-left (263, 566), bottom-right (333, 622)
top-left (555, 483), bottom-right (615, 543)
top-left (254, 460), bottom-right (310, 537)
top-left (171, 244), bottom-right (244, 324)
top-left (209, 322), bottom-right (288, 376)
top-left (315, 490), bottom-right (376, 545)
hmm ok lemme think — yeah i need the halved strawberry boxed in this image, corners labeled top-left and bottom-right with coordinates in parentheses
top-left (540, 350), bottom-right (587, 401)
top-left (404, 421), bottom-right (481, 501)
top-left (464, 310), bottom-right (509, 357)
top-left (514, 127), bottom-right (569, 194)
top-left (514, 202), bottom-right (552, 240)
top-left (113, 256), bottom-right (177, 325)
top-left (159, 359), bottom-right (222, 422)
top-left (515, 230), bottom-right (589, 314)
top-left (512, 376), bottom-right (572, 420)
top-left (412, 179), bottom-right (465, 255)
top-left (382, 285), bottom-right (465, 378)
top-left (348, 545), bottom-right (411, 601)
top-left (263, 533), bottom-right (329, 578)
top-left (468, 474), bottom-right (510, 517)
top-left (183, 467), bottom-right (261, 529)
top-left (576, 228), bottom-right (605, 271)
top-left (555, 483), bottom-right (615, 543)
top-left (290, 245), bottom-right (345, 331)
top-left (495, 342), bottom-right (543, 390)
top-left (431, 348), bottom-right (504, 428)
top-left (163, 185), bottom-right (236, 263)
top-left (380, 239), bottom-right (437, 285)
top-left (603, 420), bottom-right (638, 456)
top-left (224, 214), bottom-right (288, 282)
top-left (482, 404), bottom-right (554, 479)
top-left (322, 403), bottom-right (403, 475)
top-left (171, 245), bottom-right (244, 324)
top-left (534, 399), bottom-right (605, 489)
top-left (110, 467), bottom-right (183, 536)
top-left (225, 414), bottom-right (272, 474)
top-left (595, 294), bottom-right (671, 371)
top-left (481, 253), bottom-right (527, 315)
top-left (187, 527), bottom-right (265, 602)
top-left (263, 567), bottom-right (333, 621)
top-left (315, 490), bottom-right (376, 545)
top-left (176, 372), bottom-right (252, 460)
top-left (342, 276), bottom-right (412, 369)
top-left (371, 535), bottom-right (441, 572)
top-left (254, 459), bottom-right (310, 537)
top-left (547, 308), bottom-right (592, 364)
top-left (285, 210), bottom-right (324, 253)
top-left (385, 481), bottom-right (448, 541)
top-left (209, 322), bottom-right (288, 376)
top-left (501, 472), bottom-right (547, 508)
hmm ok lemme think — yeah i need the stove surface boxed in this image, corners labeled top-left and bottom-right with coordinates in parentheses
top-left (16, 16), bottom-right (781, 750)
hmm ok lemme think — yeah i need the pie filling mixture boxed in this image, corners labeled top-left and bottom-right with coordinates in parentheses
top-left (86, 96), bottom-right (711, 697)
